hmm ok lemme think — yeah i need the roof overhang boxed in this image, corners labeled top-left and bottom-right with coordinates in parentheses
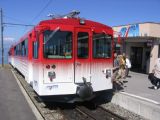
top-left (114, 36), bottom-right (160, 43)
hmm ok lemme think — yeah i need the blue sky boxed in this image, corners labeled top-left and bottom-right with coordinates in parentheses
top-left (0, 0), bottom-right (160, 43)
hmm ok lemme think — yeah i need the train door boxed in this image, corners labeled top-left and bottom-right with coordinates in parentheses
top-left (74, 28), bottom-right (91, 83)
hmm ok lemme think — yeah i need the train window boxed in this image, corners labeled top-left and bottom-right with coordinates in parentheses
top-left (21, 41), bottom-right (25, 56)
top-left (16, 45), bottom-right (18, 56)
top-left (8, 51), bottom-right (11, 56)
top-left (43, 30), bottom-right (72, 59)
top-left (15, 46), bottom-right (17, 55)
top-left (77, 32), bottom-right (89, 58)
top-left (93, 33), bottom-right (112, 58)
top-left (19, 44), bottom-right (21, 56)
top-left (24, 39), bottom-right (28, 56)
top-left (18, 44), bottom-right (21, 56)
top-left (33, 41), bottom-right (38, 59)
top-left (14, 47), bottom-right (16, 55)
top-left (16, 46), bottom-right (18, 55)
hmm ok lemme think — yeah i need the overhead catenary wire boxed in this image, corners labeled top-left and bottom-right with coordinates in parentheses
top-left (4, 15), bottom-right (25, 23)
top-left (3, 22), bottom-right (35, 27)
top-left (20, 0), bottom-right (52, 34)
top-left (30, 0), bottom-right (52, 23)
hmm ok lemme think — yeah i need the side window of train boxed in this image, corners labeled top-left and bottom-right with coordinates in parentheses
top-left (21, 41), bottom-right (25, 56)
top-left (14, 47), bottom-right (16, 55)
top-left (77, 32), bottom-right (89, 58)
top-left (25, 39), bottom-right (28, 56)
top-left (33, 41), bottom-right (38, 59)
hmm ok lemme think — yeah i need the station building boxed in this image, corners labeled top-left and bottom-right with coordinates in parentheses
top-left (113, 22), bottom-right (160, 73)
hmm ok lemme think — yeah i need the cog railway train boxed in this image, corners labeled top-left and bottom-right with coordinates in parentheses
top-left (8, 11), bottom-right (114, 102)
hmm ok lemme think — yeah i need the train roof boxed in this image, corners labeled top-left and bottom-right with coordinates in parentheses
top-left (38, 18), bottom-right (112, 30)
top-left (11, 18), bottom-right (112, 48)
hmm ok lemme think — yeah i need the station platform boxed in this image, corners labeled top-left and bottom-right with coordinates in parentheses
top-left (111, 71), bottom-right (160, 120)
top-left (0, 67), bottom-right (37, 120)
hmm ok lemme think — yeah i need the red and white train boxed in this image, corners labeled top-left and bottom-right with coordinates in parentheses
top-left (8, 11), bottom-right (114, 102)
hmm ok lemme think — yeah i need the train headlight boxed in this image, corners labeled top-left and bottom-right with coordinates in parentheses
top-left (48, 71), bottom-right (56, 81)
top-left (79, 19), bottom-right (85, 25)
top-left (106, 69), bottom-right (111, 78)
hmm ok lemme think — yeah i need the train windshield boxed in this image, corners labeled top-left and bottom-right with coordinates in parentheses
top-left (93, 33), bottom-right (112, 58)
top-left (43, 30), bottom-right (72, 59)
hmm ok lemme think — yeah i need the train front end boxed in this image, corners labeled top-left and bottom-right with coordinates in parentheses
top-left (32, 17), bottom-right (114, 102)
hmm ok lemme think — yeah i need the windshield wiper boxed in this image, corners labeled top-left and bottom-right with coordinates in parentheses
top-left (44, 27), bottom-right (60, 44)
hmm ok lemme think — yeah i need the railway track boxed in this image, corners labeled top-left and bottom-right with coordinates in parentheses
top-left (78, 106), bottom-right (126, 120)
top-left (11, 67), bottom-right (126, 120)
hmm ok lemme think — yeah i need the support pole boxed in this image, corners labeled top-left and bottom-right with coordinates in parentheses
top-left (0, 8), bottom-right (4, 67)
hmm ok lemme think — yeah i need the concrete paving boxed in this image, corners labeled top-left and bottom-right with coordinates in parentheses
top-left (111, 71), bottom-right (160, 120)
top-left (0, 68), bottom-right (37, 120)
top-left (123, 71), bottom-right (160, 103)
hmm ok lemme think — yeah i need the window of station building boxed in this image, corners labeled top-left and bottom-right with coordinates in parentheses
top-left (33, 41), bottom-right (38, 59)
top-left (43, 30), bottom-right (72, 59)
top-left (114, 43), bottom-right (121, 55)
top-left (93, 33), bottom-right (112, 58)
top-left (77, 32), bottom-right (89, 58)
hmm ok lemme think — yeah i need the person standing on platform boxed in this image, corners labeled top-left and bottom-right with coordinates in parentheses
top-left (148, 58), bottom-right (160, 90)
top-left (113, 52), bottom-right (119, 67)
top-left (112, 52), bottom-right (119, 81)
top-left (125, 55), bottom-right (131, 77)
top-left (115, 54), bottom-right (125, 85)
top-left (119, 54), bottom-right (126, 79)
